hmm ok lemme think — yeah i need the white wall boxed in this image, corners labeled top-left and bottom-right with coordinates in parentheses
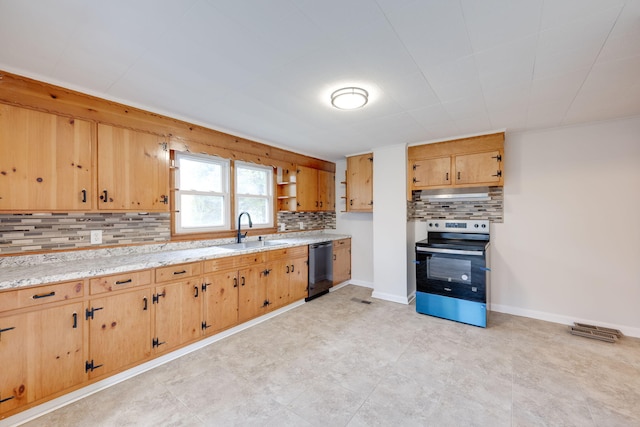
top-left (338, 116), bottom-right (640, 336)
top-left (371, 144), bottom-right (410, 304)
top-left (491, 116), bottom-right (640, 336)
top-left (335, 159), bottom-right (373, 287)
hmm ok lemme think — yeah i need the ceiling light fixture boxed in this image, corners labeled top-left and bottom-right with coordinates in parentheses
top-left (331, 87), bottom-right (368, 110)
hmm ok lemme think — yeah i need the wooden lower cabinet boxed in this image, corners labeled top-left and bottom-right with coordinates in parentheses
top-left (153, 279), bottom-right (202, 354)
top-left (265, 246), bottom-right (309, 308)
top-left (0, 301), bottom-right (85, 417)
top-left (202, 269), bottom-right (239, 334)
top-left (87, 289), bottom-right (152, 379)
top-left (333, 238), bottom-right (352, 285)
top-left (1, 245), bottom-right (319, 420)
top-left (237, 265), bottom-right (269, 323)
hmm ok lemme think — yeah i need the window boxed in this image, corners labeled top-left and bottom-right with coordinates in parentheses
top-left (175, 152), bottom-right (230, 233)
top-left (235, 161), bottom-right (274, 228)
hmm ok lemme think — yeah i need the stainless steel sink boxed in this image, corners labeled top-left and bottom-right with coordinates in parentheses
top-left (218, 240), bottom-right (288, 250)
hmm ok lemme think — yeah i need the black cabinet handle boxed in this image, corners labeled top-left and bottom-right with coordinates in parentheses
top-left (457, 172), bottom-right (461, 180)
top-left (72, 312), bottom-right (78, 329)
top-left (194, 286), bottom-right (199, 297)
top-left (286, 265), bottom-right (290, 274)
top-left (241, 276), bottom-right (246, 286)
top-left (445, 172), bottom-right (449, 181)
top-left (0, 326), bottom-right (16, 335)
top-left (101, 189), bottom-right (108, 203)
top-left (32, 291), bottom-right (56, 299)
top-left (173, 270), bottom-right (187, 275)
top-left (115, 279), bottom-right (132, 285)
top-left (333, 254), bottom-right (337, 261)
top-left (143, 297), bottom-right (148, 311)
top-left (0, 395), bottom-right (16, 404)
top-left (291, 264), bottom-right (294, 273)
top-left (81, 189), bottom-right (87, 203)
top-left (320, 201), bottom-right (323, 208)
top-left (492, 170), bottom-right (502, 177)
top-left (233, 277), bottom-right (238, 288)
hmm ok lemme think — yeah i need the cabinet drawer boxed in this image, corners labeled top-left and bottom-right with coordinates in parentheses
top-left (267, 245), bottom-right (308, 261)
top-left (203, 253), bottom-right (266, 273)
top-left (90, 270), bottom-right (152, 294)
top-left (155, 262), bottom-right (202, 283)
top-left (0, 280), bottom-right (84, 312)
top-left (334, 238), bottom-right (351, 248)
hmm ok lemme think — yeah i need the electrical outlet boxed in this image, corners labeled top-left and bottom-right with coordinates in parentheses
top-left (299, 222), bottom-right (304, 230)
top-left (90, 230), bottom-right (102, 244)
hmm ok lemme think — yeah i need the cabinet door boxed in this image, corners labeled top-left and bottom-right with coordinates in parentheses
top-left (29, 302), bottom-right (85, 401)
top-left (154, 279), bottom-right (202, 354)
top-left (288, 257), bottom-right (309, 302)
top-left (88, 289), bottom-right (152, 379)
top-left (265, 260), bottom-right (290, 310)
top-left (0, 104), bottom-right (93, 211)
top-left (317, 170), bottom-right (335, 212)
top-left (202, 270), bottom-right (239, 334)
top-left (333, 240), bottom-right (352, 285)
top-left (296, 166), bottom-right (318, 211)
top-left (347, 154), bottom-right (373, 211)
top-left (411, 157), bottom-right (451, 188)
top-left (0, 313), bottom-right (28, 415)
top-left (454, 151), bottom-right (503, 185)
top-left (97, 124), bottom-right (169, 211)
top-left (237, 265), bottom-right (267, 323)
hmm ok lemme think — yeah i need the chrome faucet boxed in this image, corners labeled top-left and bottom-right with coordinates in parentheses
top-left (237, 211), bottom-right (253, 243)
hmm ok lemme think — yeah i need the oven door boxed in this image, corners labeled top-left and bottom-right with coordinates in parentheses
top-left (416, 247), bottom-right (486, 303)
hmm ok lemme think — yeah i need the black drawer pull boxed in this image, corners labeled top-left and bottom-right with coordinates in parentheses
top-left (194, 286), bottom-right (199, 297)
top-left (32, 291), bottom-right (56, 299)
top-left (72, 312), bottom-right (78, 329)
top-left (0, 395), bottom-right (15, 404)
top-left (0, 326), bottom-right (16, 334)
top-left (81, 189), bottom-right (87, 203)
top-left (173, 270), bottom-right (187, 275)
top-left (115, 279), bottom-right (132, 285)
top-left (291, 264), bottom-right (295, 273)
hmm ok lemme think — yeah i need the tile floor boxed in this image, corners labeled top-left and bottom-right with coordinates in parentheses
top-left (20, 285), bottom-right (640, 426)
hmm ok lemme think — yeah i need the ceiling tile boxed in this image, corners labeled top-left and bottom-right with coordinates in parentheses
top-left (461, 0), bottom-right (543, 52)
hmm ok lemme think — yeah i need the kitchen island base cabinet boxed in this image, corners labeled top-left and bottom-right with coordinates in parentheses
top-left (87, 289), bottom-right (152, 379)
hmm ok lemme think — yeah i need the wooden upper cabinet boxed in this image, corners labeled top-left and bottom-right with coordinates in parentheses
top-left (346, 153), bottom-right (373, 212)
top-left (97, 124), bottom-right (169, 211)
top-left (454, 150), bottom-right (503, 185)
top-left (295, 165), bottom-right (318, 211)
top-left (291, 165), bottom-right (335, 212)
top-left (0, 104), bottom-right (94, 212)
top-left (408, 132), bottom-right (504, 196)
top-left (411, 157), bottom-right (451, 188)
top-left (317, 170), bottom-right (335, 211)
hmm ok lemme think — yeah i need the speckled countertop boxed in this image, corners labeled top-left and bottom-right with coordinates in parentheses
top-left (0, 231), bottom-right (350, 291)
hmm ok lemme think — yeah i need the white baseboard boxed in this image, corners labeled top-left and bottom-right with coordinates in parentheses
top-left (0, 300), bottom-right (305, 427)
top-left (347, 279), bottom-right (374, 288)
top-left (491, 303), bottom-right (640, 338)
top-left (371, 290), bottom-right (411, 305)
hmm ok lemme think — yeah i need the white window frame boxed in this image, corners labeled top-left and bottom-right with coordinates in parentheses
top-left (234, 161), bottom-right (274, 229)
top-left (174, 152), bottom-right (230, 234)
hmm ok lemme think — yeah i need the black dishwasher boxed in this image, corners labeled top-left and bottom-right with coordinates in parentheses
top-left (307, 241), bottom-right (333, 300)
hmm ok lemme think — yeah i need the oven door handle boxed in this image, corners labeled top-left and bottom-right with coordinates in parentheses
top-left (416, 247), bottom-right (484, 256)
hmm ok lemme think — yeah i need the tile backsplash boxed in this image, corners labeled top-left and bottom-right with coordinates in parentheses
top-left (0, 212), bottom-right (170, 255)
top-left (408, 186), bottom-right (504, 222)
top-left (0, 211), bottom-right (337, 255)
top-left (277, 211), bottom-right (336, 232)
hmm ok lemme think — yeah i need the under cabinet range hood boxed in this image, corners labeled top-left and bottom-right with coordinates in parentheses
top-left (420, 187), bottom-right (491, 202)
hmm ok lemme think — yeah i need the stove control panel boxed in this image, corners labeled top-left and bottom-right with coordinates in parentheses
top-left (426, 220), bottom-right (489, 233)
